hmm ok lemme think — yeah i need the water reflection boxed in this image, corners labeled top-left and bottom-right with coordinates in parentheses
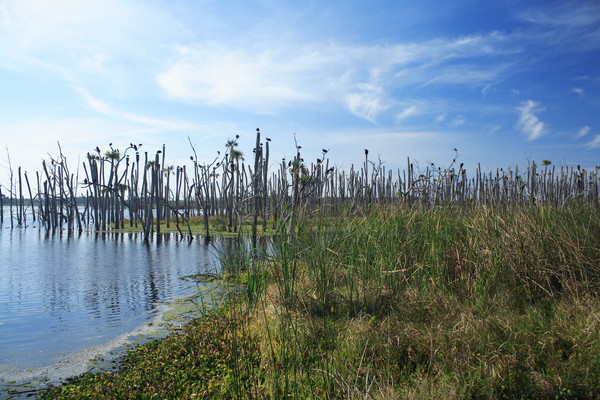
top-left (0, 228), bottom-right (222, 377)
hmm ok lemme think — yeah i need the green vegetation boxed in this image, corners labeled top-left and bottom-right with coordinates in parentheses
top-left (39, 311), bottom-right (262, 399)
top-left (104, 215), bottom-right (272, 238)
top-left (40, 204), bottom-right (599, 399)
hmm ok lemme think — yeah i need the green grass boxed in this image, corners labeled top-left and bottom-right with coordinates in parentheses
top-left (241, 204), bottom-right (599, 399)
top-left (39, 204), bottom-right (600, 399)
top-left (104, 215), bottom-right (273, 238)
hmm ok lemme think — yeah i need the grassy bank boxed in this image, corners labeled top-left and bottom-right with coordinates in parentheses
top-left (40, 204), bottom-right (599, 399)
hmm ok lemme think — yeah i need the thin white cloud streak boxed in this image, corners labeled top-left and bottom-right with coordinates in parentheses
top-left (73, 86), bottom-right (198, 130)
top-left (586, 135), bottom-right (600, 149)
top-left (519, 3), bottom-right (600, 27)
top-left (576, 126), bottom-right (591, 139)
top-left (571, 87), bottom-right (585, 97)
top-left (517, 100), bottom-right (547, 140)
top-left (517, 3), bottom-right (600, 53)
top-left (422, 64), bottom-right (511, 87)
top-left (396, 105), bottom-right (419, 122)
top-left (449, 115), bottom-right (467, 128)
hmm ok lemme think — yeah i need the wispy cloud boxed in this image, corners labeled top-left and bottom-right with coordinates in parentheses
top-left (585, 135), bottom-right (600, 149)
top-left (1, 0), bottom-right (598, 173)
top-left (157, 44), bottom-right (318, 114)
top-left (345, 84), bottom-right (391, 123)
top-left (395, 105), bottom-right (419, 122)
top-left (0, 0), bottom-right (181, 93)
top-left (3, 0), bottom-right (587, 127)
top-left (517, 100), bottom-right (547, 140)
top-left (0, 0), bottom-right (179, 53)
top-left (449, 114), bottom-right (467, 128)
top-left (576, 125), bottom-right (591, 139)
top-left (517, 3), bottom-right (600, 52)
top-left (157, 32), bottom-right (518, 121)
top-left (519, 3), bottom-right (600, 27)
top-left (571, 87), bottom-right (585, 97)
top-left (74, 86), bottom-right (201, 131)
top-left (435, 114), bottom-right (447, 123)
top-left (422, 64), bottom-right (511, 87)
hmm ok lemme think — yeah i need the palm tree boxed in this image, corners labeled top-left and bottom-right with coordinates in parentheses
top-left (225, 139), bottom-right (244, 232)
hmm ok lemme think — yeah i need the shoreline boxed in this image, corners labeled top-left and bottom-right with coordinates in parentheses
top-left (0, 290), bottom-right (217, 399)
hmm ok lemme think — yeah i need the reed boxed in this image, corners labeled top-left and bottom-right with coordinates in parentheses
top-left (233, 204), bottom-right (600, 398)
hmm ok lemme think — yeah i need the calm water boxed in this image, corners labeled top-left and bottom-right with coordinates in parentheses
top-left (0, 225), bottom-right (224, 394)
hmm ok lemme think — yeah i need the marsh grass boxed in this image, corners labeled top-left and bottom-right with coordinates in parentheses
top-left (39, 204), bottom-right (599, 399)
top-left (243, 204), bottom-right (600, 399)
top-left (105, 215), bottom-right (270, 238)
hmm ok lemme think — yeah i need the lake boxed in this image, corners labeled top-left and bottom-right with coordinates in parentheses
top-left (0, 224), bottom-right (225, 397)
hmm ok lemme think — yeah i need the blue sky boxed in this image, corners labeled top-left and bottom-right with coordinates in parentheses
top-left (1, 0), bottom-right (599, 184)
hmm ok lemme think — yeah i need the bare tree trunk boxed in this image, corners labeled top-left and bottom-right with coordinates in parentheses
top-left (252, 129), bottom-right (261, 245)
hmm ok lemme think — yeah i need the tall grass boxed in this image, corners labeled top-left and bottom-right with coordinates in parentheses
top-left (38, 203), bottom-right (599, 399)
top-left (238, 204), bottom-right (599, 399)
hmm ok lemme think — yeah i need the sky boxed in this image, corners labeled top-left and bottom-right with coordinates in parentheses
top-left (1, 0), bottom-right (599, 187)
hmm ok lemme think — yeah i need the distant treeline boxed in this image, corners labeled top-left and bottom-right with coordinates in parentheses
top-left (1, 129), bottom-right (598, 239)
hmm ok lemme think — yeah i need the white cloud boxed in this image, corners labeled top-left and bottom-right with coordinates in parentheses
top-left (423, 64), bottom-right (510, 87)
top-left (489, 125), bottom-right (502, 135)
top-left (73, 86), bottom-right (194, 129)
top-left (2, 0), bottom-right (592, 137)
top-left (481, 84), bottom-right (494, 95)
top-left (395, 105), bottom-right (419, 122)
top-left (586, 135), bottom-right (600, 149)
top-left (449, 114), bottom-right (467, 128)
top-left (157, 45), bottom-right (317, 114)
top-left (571, 87), bottom-right (585, 97)
top-left (157, 32), bottom-right (516, 121)
top-left (576, 126), bottom-right (591, 139)
top-left (0, 0), bottom-right (535, 125)
top-left (345, 84), bottom-right (390, 123)
top-left (0, 0), bottom-right (181, 93)
top-left (517, 100), bottom-right (547, 140)
top-left (517, 4), bottom-right (600, 53)
top-left (520, 4), bottom-right (600, 27)
top-left (0, 0), bottom-right (177, 53)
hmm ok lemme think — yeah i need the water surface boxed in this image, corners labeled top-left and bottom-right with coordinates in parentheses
top-left (0, 227), bottom-right (223, 395)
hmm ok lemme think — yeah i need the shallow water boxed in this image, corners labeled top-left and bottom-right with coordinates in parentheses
top-left (0, 226), bottom-right (223, 395)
